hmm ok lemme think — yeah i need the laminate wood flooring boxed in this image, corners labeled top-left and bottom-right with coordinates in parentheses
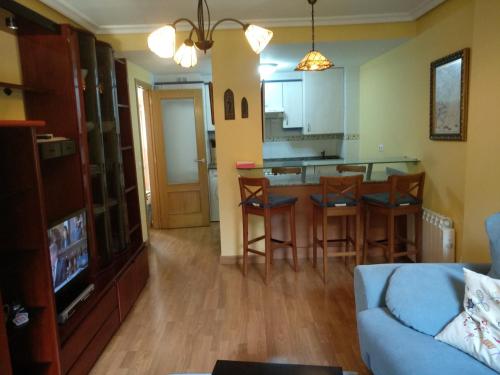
top-left (90, 224), bottom-right (370, 375)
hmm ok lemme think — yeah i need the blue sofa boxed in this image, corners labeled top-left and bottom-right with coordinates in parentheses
top-left (354, 263), bottom-right (497, 375)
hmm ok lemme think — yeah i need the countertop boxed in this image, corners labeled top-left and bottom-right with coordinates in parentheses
top-left (247, 156), bottom-right (419, 169)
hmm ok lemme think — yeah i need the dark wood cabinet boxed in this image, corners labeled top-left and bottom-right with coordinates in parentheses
top-left (0, 292), bottom-right (13, 375)
top-left (0, 122), bottom-right (61, 375)
top-left (0, 8), bottom-right (149, 374)
top-left (116, 246), bottom-right (149, 321)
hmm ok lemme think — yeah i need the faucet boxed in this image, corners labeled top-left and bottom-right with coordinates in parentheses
top-left (321, 150), bottom-right (326, 159)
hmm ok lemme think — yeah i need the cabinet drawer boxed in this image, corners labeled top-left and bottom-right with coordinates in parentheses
top-left (61, 286), bottom-right (118, 374)
top-left (67, 309), bottom-right (120, 375)
top-left (117, 247), bottom-right (149, 321)
top-left (39, 142), bottom-right (61, 159)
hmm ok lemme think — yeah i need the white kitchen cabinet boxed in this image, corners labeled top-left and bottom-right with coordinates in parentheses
top-left (204, 84), bottom-right (215, 131)
top-left (303, 68), bottom-right (344, 134)
top-left (264, 82), bottom-right (283, 111)
top-left (282, 81), bottom-right (304, 128)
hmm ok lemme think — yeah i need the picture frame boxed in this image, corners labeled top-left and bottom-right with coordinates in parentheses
top-left (430, 48), bottom-right (470, 141)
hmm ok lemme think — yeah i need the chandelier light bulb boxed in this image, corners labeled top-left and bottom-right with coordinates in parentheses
top-left (148, 25), bottom-right (176, 58)
top-left (174, 40), bottom-right (198, 68)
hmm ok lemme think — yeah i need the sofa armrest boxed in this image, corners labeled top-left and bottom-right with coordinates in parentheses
top-left (354, 264), bottom-right (401, 313)
top-left (354, 263), bottom-right (491, 313)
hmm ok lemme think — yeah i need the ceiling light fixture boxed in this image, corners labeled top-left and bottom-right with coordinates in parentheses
top-left (148, 0), bottom-right (274, 68)
top-left (295, 0), bottom-right (333, 72)
top-left (5, 16), bottom-right (18, 31)
top-left (259, 63), bottom-right (278, 81)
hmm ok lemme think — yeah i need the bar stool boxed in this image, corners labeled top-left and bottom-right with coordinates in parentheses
top-left (363, 172), bottom-right (425, 263)
top-left (238, 176), bottom-right (298, 283)
top-left (310, 175), bottom-right (363, 283)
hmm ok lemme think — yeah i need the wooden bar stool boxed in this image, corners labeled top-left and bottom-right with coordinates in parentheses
top-left (310, 175), bottom-right (363, 283)
top-left (238, 177), bottom-right (298, 283)
top-left (363, 172), bottom-right (425, 263)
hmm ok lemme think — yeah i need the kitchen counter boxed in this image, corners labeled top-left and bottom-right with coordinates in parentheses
top-left (237, 156), bottom-right (420, 184)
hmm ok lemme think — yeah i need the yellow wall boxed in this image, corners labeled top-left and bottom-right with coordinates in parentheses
top-left (0, 29), bottom-right (24, 119)
top-left (359, 0), bottom-right (500, 262)
top-left (359, 0), bottom-right (474, 260)
top-left (126, 61), bottom-right (154, 242)
top-left (461, 0), bottom-right (500, 262)
top-left (211, 30), bottom-right (263, 257)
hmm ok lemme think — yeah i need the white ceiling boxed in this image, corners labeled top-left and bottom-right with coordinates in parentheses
top-left (40, 0), bottom-right (445, 34)
top-left (262, 39), bottom-right (408, 72)
top-left (118, 39), bottom-right (407, 79)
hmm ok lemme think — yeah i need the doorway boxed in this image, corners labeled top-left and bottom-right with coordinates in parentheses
top-left (150, 89), bottom-right (210, 229)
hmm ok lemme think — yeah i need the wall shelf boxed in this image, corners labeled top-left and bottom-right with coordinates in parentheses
top-left (0, 120), bottom-right (46, 128)
top-left (0, 81), bottom-right (47, 96)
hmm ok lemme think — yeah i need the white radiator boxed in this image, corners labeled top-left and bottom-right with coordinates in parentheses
top-left (420, 208), bottom-right (455, 262)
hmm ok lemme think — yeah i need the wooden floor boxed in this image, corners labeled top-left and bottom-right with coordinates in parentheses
top-left (90, 224), bottom-right (370, 375)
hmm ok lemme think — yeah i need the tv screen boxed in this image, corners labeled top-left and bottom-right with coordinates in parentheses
top-left (48, 210), bottom-right (89, 293)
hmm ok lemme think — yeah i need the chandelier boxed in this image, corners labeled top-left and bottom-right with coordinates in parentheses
top-left (295, 0), bottom-right (333, 71)
top-left (148, 0), bottom-right (274, 68)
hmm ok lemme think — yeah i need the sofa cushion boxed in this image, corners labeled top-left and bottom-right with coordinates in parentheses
top-left (385, 264), bottom-right (465, 336)
top-left (435, 269), bottom-right (500, 373)
top-left (486, 213), bottom-right (500, 279)
top-left (357, 307), bottom-right (497, 375)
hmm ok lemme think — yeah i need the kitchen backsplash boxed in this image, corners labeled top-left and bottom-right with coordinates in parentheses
top-left (263, 138), bottom-right (342, 159)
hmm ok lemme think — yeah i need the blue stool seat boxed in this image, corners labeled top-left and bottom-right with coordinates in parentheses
top-left (363, 192), bottom-right (420, 208)
top-left (310, 193), bottom-right (358, 207)
top-left (243, 194), bottom-right (298, 208)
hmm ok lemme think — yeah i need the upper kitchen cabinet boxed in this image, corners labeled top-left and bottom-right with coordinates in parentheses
top-left (264, 80), bottom-right (304, 129)
top-left (282, 81), bottom-right (304, 128)
top-left (303, 68), bottom-right (344, 135)
top-left (264, 81), bottom-right (283, 111)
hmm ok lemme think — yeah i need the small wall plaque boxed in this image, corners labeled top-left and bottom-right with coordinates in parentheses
top-left (224, 89), bottom-right (235, 120)
top-left (241, 97), bottom-right (249, 119)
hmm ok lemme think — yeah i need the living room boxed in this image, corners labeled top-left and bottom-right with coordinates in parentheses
top-left (1, 0), bottom-right (499, 374)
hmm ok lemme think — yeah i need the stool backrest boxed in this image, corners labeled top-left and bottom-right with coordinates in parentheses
top-left (238, 177), bottom-right (270, 206)
top-left (319, 175), bottom-right (363, 205)
top-left (388, 172), bottom-right (425, 206)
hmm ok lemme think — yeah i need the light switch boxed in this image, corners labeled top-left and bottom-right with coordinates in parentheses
top-left (378, 144), bottom-right (384, 152)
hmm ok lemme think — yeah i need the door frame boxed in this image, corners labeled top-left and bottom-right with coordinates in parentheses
top-left (135, 80), bottom-right (163, 230)
top-left (151, 88), bottom-right (209, 229)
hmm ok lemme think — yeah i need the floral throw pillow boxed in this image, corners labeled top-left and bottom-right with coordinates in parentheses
top-left (435, 268), bottom-right (500, 372)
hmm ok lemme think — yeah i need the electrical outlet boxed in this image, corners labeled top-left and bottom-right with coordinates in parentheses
top-left (378, 144), bottom-right (384, 152)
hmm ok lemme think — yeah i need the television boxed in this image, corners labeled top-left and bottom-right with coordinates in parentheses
top-left (48, 210), bottom-right (89, 294)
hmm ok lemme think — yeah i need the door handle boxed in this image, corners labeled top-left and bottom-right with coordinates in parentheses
top-left (195, 158), bottom-right (206, 163)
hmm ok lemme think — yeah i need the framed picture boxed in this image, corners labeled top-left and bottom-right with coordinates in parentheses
top-left (430, 48), bottom-right (470, 141)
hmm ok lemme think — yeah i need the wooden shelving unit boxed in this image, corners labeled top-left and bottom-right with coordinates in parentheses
top-left (1, 7), bottom-right (149, 373)
top-left (0, 121), bottom-right (61, 375)
top-left (115, 58), bottom-right (143, 248)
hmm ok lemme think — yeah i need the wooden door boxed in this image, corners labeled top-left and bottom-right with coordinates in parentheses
top-left (151, 89), bottom-right (209, 228)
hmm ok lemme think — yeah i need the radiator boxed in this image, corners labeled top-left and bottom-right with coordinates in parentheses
top-left (420, 208), bottom-right (455, 262)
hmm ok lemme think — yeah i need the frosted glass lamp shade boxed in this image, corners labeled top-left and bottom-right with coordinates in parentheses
top-left (174, 40), bottom-right (198, 68)
top-left (295, 50), bottom-right (333, 71)
top-left (148, 25), bottom-right (176, 58)
top-left (245, 25), bottom-right (273, 54)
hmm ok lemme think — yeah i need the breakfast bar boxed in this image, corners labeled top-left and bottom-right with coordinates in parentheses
top-left (237, 157), bottom-right (421, 261)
